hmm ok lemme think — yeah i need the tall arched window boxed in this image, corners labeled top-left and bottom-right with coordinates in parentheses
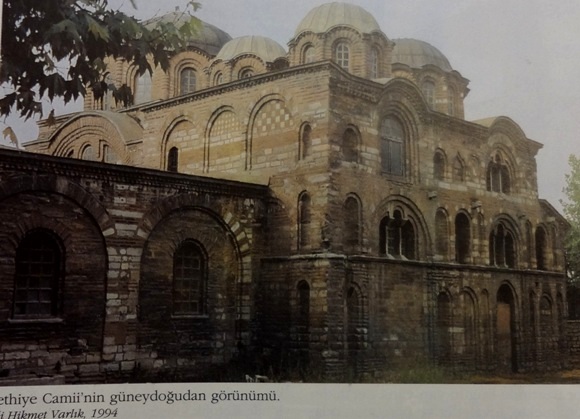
top-left (455, 213), bottom-right (471, 264)
top-left (486, 154), bottom-right (511, 193)
top-left (134, 71), bottom-right (152, 104)
top-left (167, 147), bottom-right (179, 172)
top-left (490, 222), bottom-right (516, 268)
top-left (453, 156), bottom-right (464, 182)
top-left (302, 45), bottom-right (315, 64)
top-left (435, 209), bottom-right (449, 258)
top-left (335, 42), bottom-right (349, 71)
top-left (344, 196), bottom-right (361, 252)
top-left (300, 123), bottom-right (312, 159)
top-left (102, 72), bottom-right (114, 110)
top-left (298, 192), bottom-right (311, 249)
top-left (179, 68), bottom-right (196, 95)
top-left (380, 117), bottom-right (404, 175)
top-left (370, 47), bottom-right (379, 79)
top-left (14, 230), bottom-right (62, 318)
top-left (380, 210), bottom-right (415, 259)
top-left (173, 240), bottom-right (206, 315)
top-left (447, 87), bottom-right (456, 116)
top-left (422, 80), bottom-right (435, 107)
top-left (535, 226), bottom-right (547, 270)
top-left (342, 127), bottom-right (358, 162)
top-left (433, 151), bottom-right (446, 180)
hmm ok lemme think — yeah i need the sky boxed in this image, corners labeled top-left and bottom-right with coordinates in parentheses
top-left (2, 0), bottom-right (580, 212)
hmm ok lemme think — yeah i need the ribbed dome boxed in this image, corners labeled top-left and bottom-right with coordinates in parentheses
top-left (392, 38), bottom-right (452, 72)
top-left (215, 36), bottom-right (287, 63)
top-left (145, 12), bottom-right (232, 56)
top-left (295, 2), bottom-right (382, 36)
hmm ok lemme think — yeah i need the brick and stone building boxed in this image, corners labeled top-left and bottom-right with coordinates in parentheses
top-left (0, 2), bottom-right (569, 382)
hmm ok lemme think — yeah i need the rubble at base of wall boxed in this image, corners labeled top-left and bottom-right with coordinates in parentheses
top-left (0, 374), bottom-right (65, 387)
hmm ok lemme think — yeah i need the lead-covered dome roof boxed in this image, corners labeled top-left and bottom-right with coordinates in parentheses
top-left (215, 36), bottom-right (287, 63)
top-left (392, 38), bottom-right (453, 72)
top-left (145, 12), bottom-right (232, 56)
top-left (295, 2), bottom-right (382, 36)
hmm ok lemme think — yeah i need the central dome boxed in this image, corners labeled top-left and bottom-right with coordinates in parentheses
top-left (295, 2), bottom-right (382, 36)
top-left (215, 36), bottom-right (287, 63)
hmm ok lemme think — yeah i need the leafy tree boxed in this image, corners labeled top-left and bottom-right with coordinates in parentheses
top-left (563, 154), bottom-right (580, 285)
top-left (1, 0), bottom-right (200, 119)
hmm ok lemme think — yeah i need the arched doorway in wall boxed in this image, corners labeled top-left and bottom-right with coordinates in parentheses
top-left (496, 284), bottom-right (518, 372)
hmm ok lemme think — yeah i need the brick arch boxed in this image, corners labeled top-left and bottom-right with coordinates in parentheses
top-left (246, 93), bottom-right (295, 170)
top-left (159, 116), bottom-right (197, 171)
top-left (203, 105), bottom-right (244, 173)
top-left (230, 55), bottom-right (269, 79)
top-left (137, 194), bottom-right (251, 260)
top-left (169, 51), bottom-right (211, 95)
top-left (0, 174), bottom-right (113, 234)
top-left (48, 113), bottom-right (137, 164)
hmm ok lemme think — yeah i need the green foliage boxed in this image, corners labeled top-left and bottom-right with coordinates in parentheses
top-left (1, 0), bottom-right (200, 118)
top-left (562, 155), bottom-right (580, 283)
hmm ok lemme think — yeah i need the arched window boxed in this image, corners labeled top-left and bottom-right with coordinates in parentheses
top-left (335, 42), bottom-right (349, 71)
top-left (344, 196), bottom-right (361, 252)
top-left (300, 123), bottom-right (312, 159)
top-left (380, 210), bottom-right (415, 259)
top-left (298, 192), bottom-right (311, 249)
top-left (239, 68), bottom-right (254, 79)
top-left (102, 72), bottom-right (114, 110)
top-left (453, 156), bottom-right (464, 182)
top-left (302, 45), bottom-right (315, 64)
top-left (134, 71), bottom-right (152, 104)
top-left (435, 209), bottom-right (449, 258)
top-left (179, 68), bottom-right (196, 95)
top-left (433, 151), bottom-right (445, 180)
top-left (214, 72), bottom-right (223, 86)
top-left (14, 230), bottom-right (62, 318)
top-left (455, 213), bottom-right (471, 264)
top-left (103, 145), bottom-right (118, 164)
top-left (380, 117), bottom-right (404, 175)
top-left (173, 240), bottom-right (206, 315)
top-left (370, 47), bottom-right (379, 79)
top-left (81, 145), bottom-right (95, 161)
top-left (486, 154), bottom-right (511, 193)
top-left (422, 80), bottom-right (435, 107)
top-left (489, 222), bottom-right (516, 268)
top-left (167, 147), bottom-right (179, 172)
top-left (525, 221), bottom-right (533, 268)
top-left (342, 127), bottom-right (358, 162)
top-left (447, 87), bottom-right (456, 116)
top-left (535, 226), bottom-right (547, 270)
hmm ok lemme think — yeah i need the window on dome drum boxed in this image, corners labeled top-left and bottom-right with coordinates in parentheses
top-left (370, 48), bottom-right (379, 79)
top-left (344, 197), bottom-right (361, 252)
top-left (134, 72), bottom-right (152, 104)
top-left (486, 154), bottom-right (511, 193)
top-left (535, 226), bottom-right (547, 270)
top-left (379, 210), bottom-right (415, 259)
top-left (298, 192), bottom-right (311, 249)
top-left (81, 145), bottom-right (95, 161)
top-left (455, 213), bottom-right (471, 264)
top-left (433, 151), bottom-right (445, 180)
top-left (167, 147), bottom-right (179, 172)
top-left (173, 240), bottom-right (206, 315)
top-left (239, 68), bottom-right (254, 79)
top-left (13, 230), bottom-right (62, 319)
top-left (302, 45), bottom-right (315, 64)
top-left (342, 128), bottom-right (358, 162)
top-left (447, 88), bottom-right (456, 116)
top-left (335, 42), bottom-right (349, 71)
top-left (179, 68), bottom-right (196, 95)
top-left (380, 117), bottom-right (404, 175)
top-left (489, 223), bottom-right (516, 268)
top-left (102, 72), bottom-right (114, 110)
top-left (422, 81), bottom-right (435, 108)
top-left (300, 123), bottom-right (312, 159)
top-left (435, 209), bottom-right (449, 257)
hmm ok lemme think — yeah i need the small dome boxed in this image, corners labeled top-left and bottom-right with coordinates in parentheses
top-left (392, 39), bottom-right (452, 72)
top-left (145, 12), bottom-right (231, 56)
top-left (295, 2), bottom-right (382, 36)
top-left (215, 36), bottom-right (287, 63)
